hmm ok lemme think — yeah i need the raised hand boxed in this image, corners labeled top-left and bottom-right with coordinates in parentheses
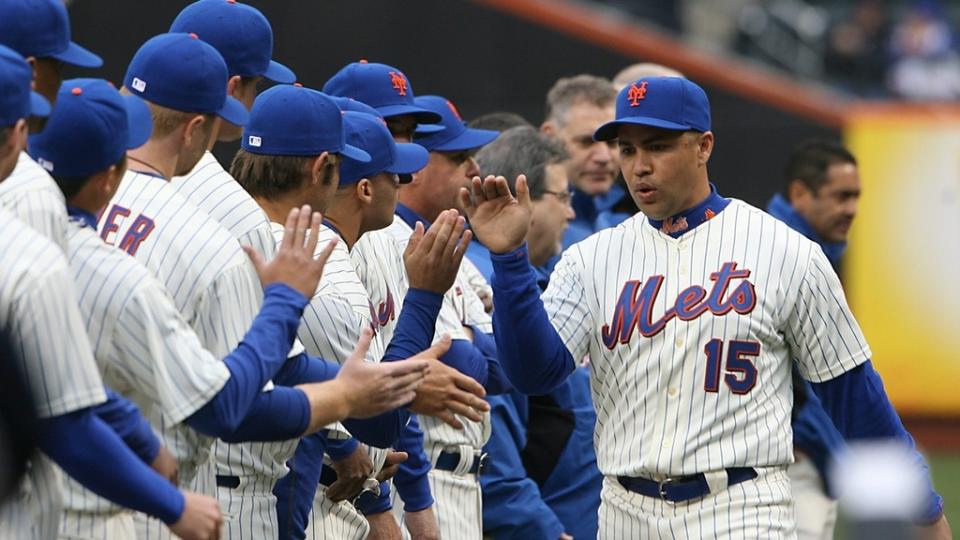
top-left (168, 491), bottom-right (223, 540)
top-left (459, 174), bottom-right (531, 254)
top-left (245, 204), bottom-right (337, 298)
top-left (404, 209), bottom-right (473, 294)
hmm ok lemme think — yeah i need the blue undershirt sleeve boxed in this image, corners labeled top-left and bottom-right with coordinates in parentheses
top-left (489, 245), bottom-right (575, 394)
top-left (275, 431), bottom-right (327, 540)
top-left (358, 481), bottom-right (393, 516)
top-left (810, 360), bottom-right (944, 524)
top-left (391, 414), bottom-right (434, 513)
top-left (38, 408), bottom-right (184, 525)
top-left (183, 283), bottom-right (309, 436)
top-left (470, 327), bottom-right (512, 395)
top-left (93, 388), bottom-right (160, 464)
top-left (382, 288), bottom-right (442, 361)
top-left (325, 436), bottom-right (359, 460)
top-left (209, 386), bottom-right (311, 443)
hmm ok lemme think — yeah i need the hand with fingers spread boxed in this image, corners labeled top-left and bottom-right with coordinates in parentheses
top-left (325, 445), bottom-right (374, 503)
top-left (408, 343), bottom-right (490, 430)
top-left (244, 204), bottom-right (338, 298)
top-left (459, 174), bottom-right (532, 254)
top-left (404, 209), bottom-right (473, 294)
top-left (168, 491), bottom-right (223, 540)
top-left (374, 450), bottom-right (408, 483)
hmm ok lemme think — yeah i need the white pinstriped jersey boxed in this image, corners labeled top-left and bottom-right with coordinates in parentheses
top-left (97, 171), bottom-right (281, 492)
top-left (0, 209), bottom-right (106, 540)
top-left (0, 152), bottom-right (69, 249)
top-left (60, 219), bottom-right (231, 521)
top-left (459, 256), bottom-right (493, 315)
top-left (381, 217), bottom-right (491, 450)
top-left (273, 222), bottom-right (390, 473)
top-left (544, 200), bottom-right (870, 478)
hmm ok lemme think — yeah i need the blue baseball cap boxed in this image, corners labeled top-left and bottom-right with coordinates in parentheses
top-left (124, 33), bottom-right (248, 126)
top-left (28, 78), bottom-right (152, 178)
top-left (331, 96), bottom-right (381, 118)
top-left (0, 0), bottom-right (102, 68)
top-left (340, 111), bottom-right (429, 185)
top-left (413, 95), bottom-right (499, 152)
top-left (594, 77), bottom-right (710, 141)
top-left (323, 61), bottom-right (442, 130)
top-left (241, 84), bottom-right (370, 162)
top-left (170, 0), bottom-right (295, 83)
top-left (0, 45), bottom-right (50, 125)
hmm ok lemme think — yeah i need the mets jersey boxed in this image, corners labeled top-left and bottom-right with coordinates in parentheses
top-left (0, 152), bottom-right (69, 249)
top-left (61, 217), bottom-right (231, 518)
top-left (380, 217), bottom-right (491, 450)
top-left (544, 199), bottom-right (871, 478)
top-left (0, 209), bottom-right (106, 540)
top-left (97, 170), bottom-right (273, 491)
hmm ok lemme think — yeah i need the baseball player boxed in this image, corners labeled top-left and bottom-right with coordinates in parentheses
top-left (461, 76), bottom-right (951, 538)
top-left (0, 0), bottom-right (102, 247)
top-left (0, 49), bottom-right (222, 540)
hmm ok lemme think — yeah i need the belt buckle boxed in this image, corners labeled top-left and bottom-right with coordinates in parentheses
top-left (658, 477), bottom-right (675, 505)
top-left (476, 452), bottom-right (489, 475)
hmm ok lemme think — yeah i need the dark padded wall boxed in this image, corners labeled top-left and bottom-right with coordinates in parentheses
top-left (67, 0), bottom-right (838, 207)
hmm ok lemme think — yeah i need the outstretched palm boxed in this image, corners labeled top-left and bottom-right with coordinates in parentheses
top-left (459, 175), bottom-right (532, 254)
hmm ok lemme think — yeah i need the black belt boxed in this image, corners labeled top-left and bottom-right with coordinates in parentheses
top-left (216, 475), bottom-right (240, 489)
top-left (319, 464), bottom-right (338, 487)
top-left (617, 467), bottom-right (757, 503)
top-left (434, 450), bottom-right (488, 475)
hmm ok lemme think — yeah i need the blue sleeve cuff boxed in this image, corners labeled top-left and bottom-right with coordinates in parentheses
top-left (326, 437), bottom-right (359, 461)
top-left (357, 481), bottom-right (393, 515)
top-left (263, 282), bottom-right (310, 310)
top-left (383, 288), bottom-right (443, 362)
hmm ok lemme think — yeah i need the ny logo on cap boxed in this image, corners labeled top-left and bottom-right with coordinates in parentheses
top-left (388, 71), bottom-right (408, 96)
top-left (248, 135), bottom-right (262, 147)
top-left (131, 77), bottom-right (147, 93)
top-left (627, 81), bottom-right (648, 107)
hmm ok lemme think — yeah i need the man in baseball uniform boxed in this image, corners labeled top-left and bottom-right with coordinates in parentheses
top-left (0, 0), bottom-right (103, 246)
top-left (0, 48), bottom-right (223, 540)
top-left (462, 76), bottom-right (951, 538)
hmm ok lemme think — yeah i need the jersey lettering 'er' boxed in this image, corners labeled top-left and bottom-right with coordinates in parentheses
top-left (99, 203), bottom-right (156, 256)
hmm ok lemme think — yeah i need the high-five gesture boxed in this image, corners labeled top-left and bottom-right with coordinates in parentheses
top-left (404, 209), bottom-right (473, 294)
top-left (458, 175), bottom-right (531, 254)
top-left (244, 204), bottom-right (338, 298)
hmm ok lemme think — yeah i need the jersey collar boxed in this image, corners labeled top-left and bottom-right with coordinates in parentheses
top-left (395, 202), bottom-right (429, 229)
top-left (67, 205), bottom-right (98, 230)
top-left (646, 183), bottom-right (729, 238)
top-left (322, 218), bottom-right (348, 245)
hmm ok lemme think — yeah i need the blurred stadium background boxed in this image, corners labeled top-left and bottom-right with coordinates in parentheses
top-left (65, 0), bottom-right (960, 533)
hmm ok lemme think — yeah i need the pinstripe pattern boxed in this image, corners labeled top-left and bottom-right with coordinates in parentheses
top-left (0, 152), bottom-right (69, 249)
top-left (459, 256), bottom-right (493, 310)
top-left (390, 467), bottom-right (482, 540)
top-left (274, 222), bottom-right (390, 536)
top-left (788, 458), bottom-right (837, 540)
top-left (99, 171), bottom-right (287, 539)
top-left (598, 467), bottom-right (796, 539)
top-left (305, 486), bottom-right (369, 540)
top-left (216, 475), bottom-right (284, 540)
top-left (59, 220), bottom-right (232, 535)
top-left (58, 511), bottom-right (135, 540)
top-left (543, 200), bottom-right (870, 480)
top-left (0, 210), bottom-right (106, 540)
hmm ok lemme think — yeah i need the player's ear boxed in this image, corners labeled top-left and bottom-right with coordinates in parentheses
top-left (182, 114), bottom-right (207, 146)
top-left (7, 119), bottom-right (28, 154)
top-left (540, 120), bottom-right (556, 136)
top-left (23, 57), bottom-right (39, 89)
top-left (310, 151), bottom-right (330, 185)
top-left (226, 75), bottom-right (243, 99)
top-left (356, 178), bottom-right (373, 204)
top-left (696, 131), bottom-right (714, 166)
top-left (788, 179), bottom-right (813, 207)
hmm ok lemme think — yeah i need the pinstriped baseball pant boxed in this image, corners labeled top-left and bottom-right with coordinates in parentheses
top-left (306, 486), bottom-right (369, 540)
top-left (58, 511), bottom-right (135, 540)
top-left (216, 476), bottom-right (280, 540)
top-left (393, 468), bottom-right (483, 540)
top-left (599, 466), bottom-right (797, 539)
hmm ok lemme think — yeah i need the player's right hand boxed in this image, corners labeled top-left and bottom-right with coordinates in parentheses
top-left (459, 174), bottom-right (531, 254)
top-left (168, 491), bottom-right (223, 540)
top-left (338, 328), bottom-right (432, 418)
top-left (408, 349), bottom-right (490, 430)
top-left (373, 450), bottom-right (407, 483)
top-left (150, 445), bottom-right (179, 486)
top-left (325, 444), bottom-right (374, 502)
top-left (244, 204), bottom-right (337, 299)
top-left (404, 209), bottom-right (472, 294)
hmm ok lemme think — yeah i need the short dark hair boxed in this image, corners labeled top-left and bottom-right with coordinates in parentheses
top-left (0, 126), bottom-right (10, 148)
top-left (230, 149), bottom-right (317, 201)
top-left (468, 112), bottom-right (531, 132)
top-left (784, 139), bottom-right (857, 198)
top-left (475, 126), bottom-right (568, 199)
top-left (52, 154), bottom-right (127, 201)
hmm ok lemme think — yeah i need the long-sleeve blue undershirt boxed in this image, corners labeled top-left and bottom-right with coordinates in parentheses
top-left (93, 388), bottom-right (160, 464)
top-left (390, 414), bottom-right (434, 513)
top-left (38, 408), bottom-right (184, 524)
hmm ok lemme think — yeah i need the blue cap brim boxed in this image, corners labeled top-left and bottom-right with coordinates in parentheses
top-left (376, 104), bottom-right (442, 124)
top-left (217, 96), bottom-right (250, 127)
top-left (263, 60), bottom-right (296, 84)
top-left (413, 123), bottom-right (445, 134)
top-left (428, 127), bottom-right (500, 152)
top-left (339, 143), bottom-right (371, 163)
top-left (123, 95), bottom-right (153, 149)
top-left (50, 41), bottom-right (103, 68)
top-left (29, 91), bottom-right (50, 117)
top-left (386, 143), bottom-right (429, 175)
top-left (593, 117), bottom-right (690, 141)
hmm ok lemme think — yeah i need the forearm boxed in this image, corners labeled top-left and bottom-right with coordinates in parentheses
top-left (193, 386), bottom-right (312, 442)
top-left (470, 327), bottom-right (512, 394)
top-left (392, 415), bottom-right (434, 512)
top-left (342, 410), bottom-right (405, 449)
top-left (38, 409), bottom-right (183, 524)
top-left (490, 245), bottom-right (575, 394)
top-left (811, 361), bottom-right (944, 523)
top-left (383, 288), bottom-right (443, 361)
top-left (93, 388), bottom-right (160, 464)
